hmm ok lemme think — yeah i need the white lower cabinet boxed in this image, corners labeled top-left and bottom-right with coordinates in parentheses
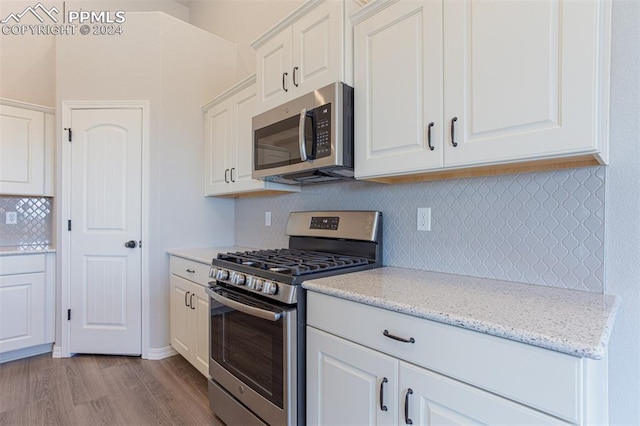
top-left (307, 328), bottom-right (566, 426)
top-left (0, 253), bottom-right (55, 362)
top-left (169, 256), bottom-right (210, 376)
top-left (307, 292), bottom-right (607, 425)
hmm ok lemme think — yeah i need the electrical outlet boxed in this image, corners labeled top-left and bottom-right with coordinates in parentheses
top-left (5, 211), bottom-right (17, 225)
top-left (265, 211), bottom-right (272, 227)
top-left (417, 208), bottom-right (431, 231)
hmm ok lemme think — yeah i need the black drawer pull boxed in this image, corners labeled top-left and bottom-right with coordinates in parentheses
top-left (186, 269), bottom-right (195, 273)
top-left (383, 329), bottom-right (415, 344)
top-left (379, 377), bottom-right (388, 411)
top-left (404, 388), bottom-right (414, 424)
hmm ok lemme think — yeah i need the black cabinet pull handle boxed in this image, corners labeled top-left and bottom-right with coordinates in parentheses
top-left (224, 168), bottom-right (229, 183)
top-left (282, 72), bottom-right (288, 92)
top-left (404, 388), bottom-right (414, 425)
top-left (184, 291), bottom-right (190, 307)
top-left (189, 293), bottom-right (195, 310)
top-left (186, 269), bottom-right (195, 273)
top-left (450, 116), bottom-right (458, 147)
top-left (230, 167), bottom-right (236, 182)
top-left (293, 66), bottom-right (299, 87)
top-left (383, 329), bottom-right (415, 344)
top-left (427, 122), bottom-right (435, 151)
top-left (379, 377), bottom-right (388, 411)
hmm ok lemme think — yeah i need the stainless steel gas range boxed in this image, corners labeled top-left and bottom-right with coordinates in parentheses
top-left (206, 210), bottom-right (383, 426)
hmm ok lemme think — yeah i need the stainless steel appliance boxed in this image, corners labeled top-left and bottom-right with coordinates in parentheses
top-left (206, 210), bottom-right (383, 426)
top-left (252, 82), bottom-right (354, 184)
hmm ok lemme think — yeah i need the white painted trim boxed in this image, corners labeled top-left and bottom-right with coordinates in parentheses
top-left (146, 345), bottom-right (179, 360)
top-left (202, 74), bottom-right (256, 111)
top-left (59, 100), bottom-right (151, 359)
top-left (52, 345), bottom-right (64, 358)
top-left (349, 0), bottom-right (398, 25)
top-left (250, 0), bottom-right (323, 49)
top-left (0, 343), bottom-right (53, 364)
top-left (0, 98), bottom-right (54, 114)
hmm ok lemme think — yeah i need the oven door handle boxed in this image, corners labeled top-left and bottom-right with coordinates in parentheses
top-left (206, 287), bottom-right (283, 322)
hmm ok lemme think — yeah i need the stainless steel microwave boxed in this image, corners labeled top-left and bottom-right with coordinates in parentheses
top-left (252, 82), bottom-right (354, 184)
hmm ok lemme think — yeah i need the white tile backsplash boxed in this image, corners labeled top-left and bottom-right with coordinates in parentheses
top-left (235, 167), bottom-right (605, 293)
top-left (0, 196), bottom-right (53, 247)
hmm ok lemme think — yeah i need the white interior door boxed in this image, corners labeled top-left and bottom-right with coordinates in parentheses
top-left (69, 108), bottom-right (142, 355)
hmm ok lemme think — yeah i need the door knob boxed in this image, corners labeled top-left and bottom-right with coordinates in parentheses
top-left (124, 240), bottom-right (138, 249)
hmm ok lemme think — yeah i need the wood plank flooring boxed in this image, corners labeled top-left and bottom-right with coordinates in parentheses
top-left (0, 353), bottom-right (225, 425)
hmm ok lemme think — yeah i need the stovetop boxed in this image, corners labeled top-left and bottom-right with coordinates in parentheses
top-left (217, 248), bottom-right (372, 276)
top-left (209, 211), bottom-right (383, 304)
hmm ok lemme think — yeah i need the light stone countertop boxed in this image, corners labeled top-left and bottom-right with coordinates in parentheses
top-left (166, 246), bottom-right (258, 265)
top-left (0, 246), bottom-right (56, 256)
top-left (303, 267), bottom-right (619, 360)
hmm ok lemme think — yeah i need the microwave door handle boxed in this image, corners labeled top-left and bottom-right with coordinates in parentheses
top-left (298, 108), bottom-right (308, 162)
top-left (206, 287), bottom-right (283, 322)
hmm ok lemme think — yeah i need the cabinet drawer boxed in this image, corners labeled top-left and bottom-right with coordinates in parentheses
top-left (308, 292), bottom-right (582, 424)
top-left (170, 256), bottom-right (211, 286)
top-left (0, 254), bottom-right (46, 276)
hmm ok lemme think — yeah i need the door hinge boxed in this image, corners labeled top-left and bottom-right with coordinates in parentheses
top-left (64, 127), bottom-right (72, 142)
top-left (67, 309), bottom-right (71, 320)
top-left (67, 220), bottom-right (71, 231)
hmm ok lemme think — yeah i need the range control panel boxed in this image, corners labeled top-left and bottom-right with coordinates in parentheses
top-left (310, 216), bottom-right (339, 230)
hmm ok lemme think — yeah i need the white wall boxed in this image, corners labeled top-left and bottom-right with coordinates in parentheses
top-left (0, 0), bottom-right (56, 106)
top-left (605, 1), bottom-right (640, 424)
top-left (187, 0), bottom-right (303, 78)
top-left (55, 12), bottom-right (238, 351)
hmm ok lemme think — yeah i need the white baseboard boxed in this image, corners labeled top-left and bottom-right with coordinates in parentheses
top-left (0, 343), bottom-right (53, 364)
top-left (145, 345), bottom-right (178, 360)
top-left (52, 345), bottom-right (65, 358)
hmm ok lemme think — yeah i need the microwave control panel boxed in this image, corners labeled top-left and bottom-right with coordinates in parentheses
top-left (314, 104), bottom-right (331, 158)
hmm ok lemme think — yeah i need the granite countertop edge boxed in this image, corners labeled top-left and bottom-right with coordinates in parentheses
top-left (303, 268), bottom-right (620, 360)
top-left (166, 246), bottom-right (258, 265)
top-left (0, 246), bottom-right (57, 255)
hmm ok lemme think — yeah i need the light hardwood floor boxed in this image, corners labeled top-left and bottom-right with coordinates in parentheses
top-left (0, 353), bottom-right (225, 425)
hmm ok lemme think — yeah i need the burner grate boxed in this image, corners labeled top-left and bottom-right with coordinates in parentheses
top-left (218, 249), bottom-right (371, 276)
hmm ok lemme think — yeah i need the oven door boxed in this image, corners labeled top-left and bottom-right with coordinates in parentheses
top-left (206, 285), bottom-right (297, 426)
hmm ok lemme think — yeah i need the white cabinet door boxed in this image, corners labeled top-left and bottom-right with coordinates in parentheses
top-left (170, 275), bottom-right (193, 360)
top-left (443, 0), bottom-right (605, 167)
top-left (307, 327), bottom-right (397, 426)
top-left (204, 100), bottom-right (233, 196)
top-left (399, 362), bottom-right (568, 425)
top-left (230, 83), bottom-right (260, 192)
top-left (256, 27), bottom-right (293, 113)
top-left (203, 76), bottom-right (300, 197)
top-left (0, 104), bottom-right (45, 195)
top-left (191, 283), bottom-right (210, 376)
top-left (254, 1), bottom-right (349, 115)
top-left (0, 272), bottom-right (46, 353)
top-left (354, 0), bottom-right (444, 179)
top-left (291, 0), bottom-right (344, 96)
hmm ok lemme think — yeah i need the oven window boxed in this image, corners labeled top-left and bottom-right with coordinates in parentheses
top-left (211, 303), bottom-right (284, 408)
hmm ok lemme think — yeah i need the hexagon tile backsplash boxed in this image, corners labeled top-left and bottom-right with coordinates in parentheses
top-left (235, 167), bottom-right (606, 293)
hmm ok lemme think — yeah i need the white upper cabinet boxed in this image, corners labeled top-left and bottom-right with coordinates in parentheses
top-left (0, 100), bottom-right (54, 196)
top-left (353, 0), bottom-right (611, 182)
top-left (203, 75), bottom-right (300, 197)
top-left (353, 1), bottom-right (444, 178)
top-left (252, 0), bottom-right (354, 114)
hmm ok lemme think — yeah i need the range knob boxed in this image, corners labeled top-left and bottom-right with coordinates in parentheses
top-left (231, 272), bottom-right (246, 286)
top-left (262, 281), bottom-right (277, 295)
top-left (209, 267), bottom-right (217, 278)
top-left (253, 278), bottom-right (264, 292)
top-left (215, 268), bottom-right (229, 281)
